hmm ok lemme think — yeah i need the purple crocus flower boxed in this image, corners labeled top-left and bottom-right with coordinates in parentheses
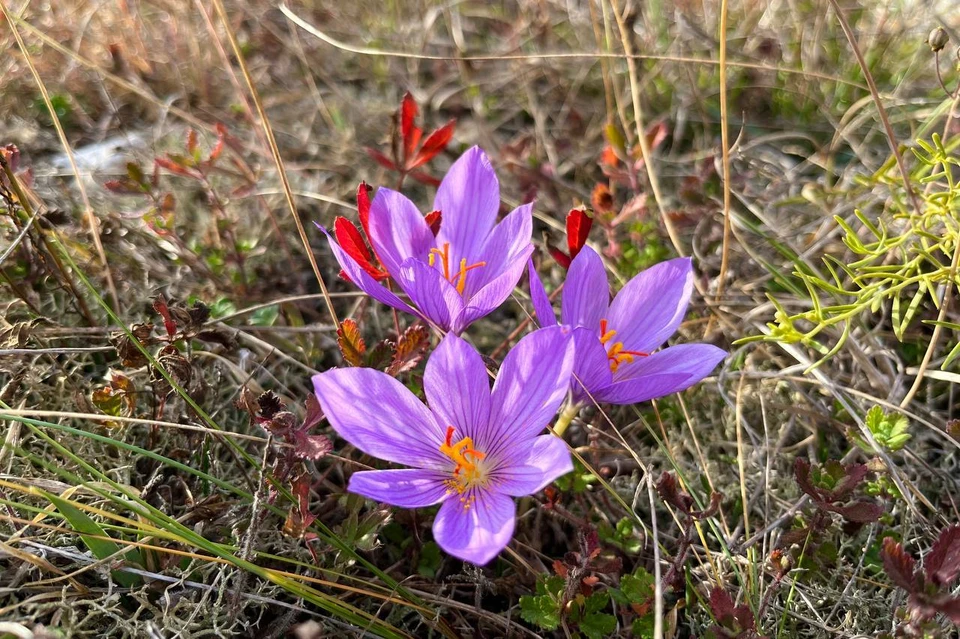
top-left (312, 327), bottom-right (575, 565)
top-left (529, 245), bottom-right (725, 406)
top-left (325, 146), bottom-right (533, 335)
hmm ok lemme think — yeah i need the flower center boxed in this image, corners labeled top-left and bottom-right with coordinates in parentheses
top-left (599, 319), bottom-right (649, 372)
top-left (439, 426), bottom-right (488, 496)
top-left (428, 242), bottom-right (486, 295)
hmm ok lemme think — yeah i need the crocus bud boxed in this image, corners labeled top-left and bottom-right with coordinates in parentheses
top-left (929, 26), bottom-right (948, 52)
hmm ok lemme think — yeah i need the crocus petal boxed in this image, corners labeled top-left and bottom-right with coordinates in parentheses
top-left (397, 258), bottom-right (465, 332)
top-left (424, 334), bottom-right (492, 446)
top-left (606, 257), bottom-right (694, 353)
top-left (313, 369), bottom-right (447, 468)
top-left (561, 245), bottom-right (609, 330)
top-left (614, 343), bottom-right (726, 383)
top-left (321, 225), bottom-right (417, 315)
top-left (453, 244), bottom-right (534, 334)
top-left (595, 343), bottom-right (726, 405)
top-left (348, 469), bottom-right (451, 508)
top-left (432, 489), bottom-right (515, 565)
top-left (527, 260), bottom-right (558, 327)
top-left (366, 188), bottom-right (436, 276)
top-left (495, 435), bottom-right (573, 497)
top-left (435, 146), bottom-right (500, 262)
top-left (487, 327), bottom-right (575, 453)
top-left (569, 327), bottom-right (614, 405)
top-left (466, 203), bottom-right (533, 296)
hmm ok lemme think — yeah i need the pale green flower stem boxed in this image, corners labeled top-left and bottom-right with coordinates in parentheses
top-left (552, 401), bottom-right (581, 438)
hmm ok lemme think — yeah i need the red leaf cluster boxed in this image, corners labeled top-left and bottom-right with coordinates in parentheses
top-left (365, 92), bottom-right (455, 186)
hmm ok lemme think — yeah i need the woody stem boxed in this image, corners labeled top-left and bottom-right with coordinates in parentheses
top-left (552, 401), bottom-right (581, 438)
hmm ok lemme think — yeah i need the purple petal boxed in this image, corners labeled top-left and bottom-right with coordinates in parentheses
top-left (321, 226), bottom-right (417, 315)
top-left (569, 327), bottom-right (614, 405)
top-left (562, 245), bottom-right (609, 330)
top-left (527, 259), bottom-right (558, 327)
top-left (432, 489), bottom-right (515, 565)
top-left (396, 258), bottom-right (465, 332)
top-left (453, 245), bottom-right (533, 334)
top-left (596, 343), bottom-right (726, 405)
top-left (435, 147), bottom-right (500, 262)
top-left (487, 326), bottom-right (575, 452)
top-left (366, 188), bottom-right (436, 276)
top-left (466, 203), bottom-right (533, 296)
top-left (606, 257), bottom-right (694, 353)
top-left (495, 435), bottom-right (573, 497)
top-left (424, 334), bottom-right (492, 447)
top-left (348, 469), bottom-right (451, 508)
top-left (313, 369), bottom-right (447, 468)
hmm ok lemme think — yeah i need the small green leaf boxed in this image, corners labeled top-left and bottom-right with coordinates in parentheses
top-left (43, 491), bottom-right (141, 588)
top-left (248, 304), bottom-right (279, 327)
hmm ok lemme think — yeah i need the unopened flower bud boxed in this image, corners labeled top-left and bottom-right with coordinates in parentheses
top-left (928, 27), bottom-right (948, 52)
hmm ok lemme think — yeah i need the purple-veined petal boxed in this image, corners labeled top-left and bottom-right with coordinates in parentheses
top-left (487, 326), bottom-right (575, 454)
top-left (312, 369), bottom-right (447, 468)
top-left (397, 258), bottom-right (465, 332)
top-left (366, 188), bottom-right (436, 276)
top-left (424, 334), bottom-right (492, 447)
top-left (320, 224), bottom-right (417, 315)
top-left (606, 257), bottom-right (694, 353)
top-left (453, 244), bottom-right (533, 334)
top-left (613, 343), bottom-right (726, 383)
top-left (432, 488), bottom-right (515, 565)
top-left (527, 260), bottom-right (558, 327)
top-left (464, 203), bottom-right (533, 297)
top-left (435, 147), bottom-right (500, 263)
top-left (561, 245), bottom-right (609, 330)
top-left (495, 435), bottom-right (573, 497)
top-left (595, 343), bottom-right (726, 405)
top-left (569, 327), bottom-right (614, 406)
top-left (348, 469), bottom-right (451, 508)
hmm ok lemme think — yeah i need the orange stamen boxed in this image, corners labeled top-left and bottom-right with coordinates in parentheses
top-left (439, 426), bottom-right (486, 484)
top-left (429, 243), bottom-right (486, 295)
top-left (598, 319), bottom-right (649, 372)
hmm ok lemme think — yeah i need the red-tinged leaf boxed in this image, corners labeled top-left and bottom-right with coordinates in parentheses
top-left (337, 318), bottom-right (366, 367)
top-left (881, 537), bottom-right (920, 593)
top-left (565, 208), bottom-right (593, 258)
top-left (103, 178), bottom-right (142, 195)
top-left (831, 463), bottom-right (870, 500)
top-left (153, 296), bottom-right (177, 338)
top-left (386, 324), bottom-right (430, 376)
top-left (552, 559), bottom-right (568, 578)
top-left (293, 431), bottom-right (333, 461)
top-left (591, 183), bottom-right (614, 214)
top-left (424, 209), bottom-right (442, 236)
top-left (1, 144), bottom-right (20, 173)
top-left (283, 472), bottom-right (318, 537)
top-left (155, 156), bottom-right (199, 178)
top-left (301, 394), bottom-right (323, 432)
top-left (400, 92), bottom-right (419, 160)
top-left (357, 181), bottom-right (373, 236)
top-left (408, 120), bottom-right (455, 170)
top-left (207, 123), bottom-right (227, 164)
top-left (186, 129), bottom-right (198, 156)
top-left (366, 147), bottom-right (398, 171)
top-left (334, 217), bottom-right (385, 280)
top-left (547, 243), bottom-right (572, 270)
top-left (929, 594), bottom-right (960, 624)
top-left (831, 500), bottom-right (883, 523)
top-left (409, 170), bottom-right (441, 187)
top-left (926, 525), bottom-right (960, 586)
top-left (656, 471), bottom-right (694, 513)
top-left (599, 145), bottom-right (619, 168)
top-left (708, 587), bottom-right (737, 623)
top-left (793, 458), bottom-right (822, 503)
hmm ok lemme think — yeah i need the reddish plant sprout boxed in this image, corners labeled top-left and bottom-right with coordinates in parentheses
top-left (366, 92), bottom-right (456, 187)
top-left (547, 208), bottom-right (594, 270)
top-left (656, 472), bottom-right (721, 593)
top-left (706, 587), bottom-right (767, 639)
top-left (880, 527), bottom-right (960, 635)
top-left (552, 527), bottom-right (622, 598)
